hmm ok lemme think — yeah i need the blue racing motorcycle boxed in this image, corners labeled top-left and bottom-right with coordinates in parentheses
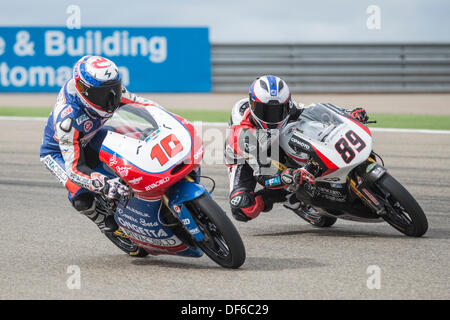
top-left (95, 103), bottom-right (245, 269)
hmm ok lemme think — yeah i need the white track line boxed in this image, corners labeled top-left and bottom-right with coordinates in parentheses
top-left (0, 116), bottom-right (48, 121)
top-left (196, 121), bottom-right (450, 134)
top-left (1, 117), bottom-right (450, 134)
top-left (370, 127), bottom-right (450, 135)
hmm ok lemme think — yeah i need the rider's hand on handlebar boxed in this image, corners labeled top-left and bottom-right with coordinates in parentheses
top-left (103, 178), bottom-right (131, 200)
top-left (89, 172), bottom-right (109, 193)
top-left (281, 168), bottom-right (316, 186)
top-left (89, 173), bottom-right (131, 200)
top-left (348, 107), bottom-right (369, 123)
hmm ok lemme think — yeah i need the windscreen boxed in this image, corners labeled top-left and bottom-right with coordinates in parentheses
top-left (106, 104), bottom-right (159, 139)
top-left (295, 104), bottom-right (344, 142)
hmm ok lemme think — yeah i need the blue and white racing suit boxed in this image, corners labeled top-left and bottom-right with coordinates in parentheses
top-left (39, 78), bottom-right (157, 203)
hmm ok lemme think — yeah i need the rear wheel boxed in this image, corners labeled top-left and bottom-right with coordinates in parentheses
top-left (375, 174), bottom-right (428, 237)
top-left (186, 194), bottom-right (246, 269)
top-left (312, 216), bottom-right (337, 227)
top-left (293, 207), bottom-right (337, 228)
top-left (104, 229), bottom-right (149, 257)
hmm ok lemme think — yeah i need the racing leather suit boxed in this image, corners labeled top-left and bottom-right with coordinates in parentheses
top-left (40, 78), bottom-right (157, 207)
top-left (225, 98), bottom-right (302, 221)
top-left (225, 98), bottom-right (366, 222)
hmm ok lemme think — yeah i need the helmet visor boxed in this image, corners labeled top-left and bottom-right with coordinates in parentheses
top-left (250, 99), bottom-right (290, 125)
top-left (77, 79), bottom-right (122, 113)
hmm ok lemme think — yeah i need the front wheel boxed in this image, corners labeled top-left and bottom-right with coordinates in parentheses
top-left (375, 174), bottom-right (428, 237)
top-left (186, 194), bottom-right (246, 269)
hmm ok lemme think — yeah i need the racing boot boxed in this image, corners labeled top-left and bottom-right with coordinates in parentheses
top-left (283, 193), bottom-right (302, 211)
top-left (73, 195), bottom-right (118, 233)
top-left (85, 206), bottom-right (118, 233)
top-left (283, 193), bottom-right (323, 224)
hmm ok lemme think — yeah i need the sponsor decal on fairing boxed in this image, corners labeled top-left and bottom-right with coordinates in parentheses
top-left (144, 176), bottom-right (170, 191)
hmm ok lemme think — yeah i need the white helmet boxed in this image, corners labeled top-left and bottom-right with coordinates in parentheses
top-left (249, 75), bottom-right (292, 129)
top-left (73, 55), bottom-right (122, 118)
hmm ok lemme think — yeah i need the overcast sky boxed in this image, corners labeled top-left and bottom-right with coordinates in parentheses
top-left (2, 0), bottom-right (450, 43)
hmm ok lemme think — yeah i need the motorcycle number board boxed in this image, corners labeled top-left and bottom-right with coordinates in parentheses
top-left (102, 109), bottom-right (192, 174)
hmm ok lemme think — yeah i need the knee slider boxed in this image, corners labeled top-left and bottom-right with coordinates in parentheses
top-left (229, 190), bottom-right (265, 221)
top-left (230, 190), bottom-right (255, 209)
top-left (72, 193), bottom-right (95, 213)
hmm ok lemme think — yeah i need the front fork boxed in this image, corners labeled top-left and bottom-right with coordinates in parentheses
top-left (162, 176), bottom-right (207, 243)
top-left (347, 156), bottom-right (388, 216)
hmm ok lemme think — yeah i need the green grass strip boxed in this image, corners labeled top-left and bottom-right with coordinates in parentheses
top-left (0, 107), bottom-right (232, 122)
top-left (0, 106), bottom-right (449, 130)
top-left (364, 113), bottom-right (450, 130)
top-left (0, 106), bottom-right (53, 118)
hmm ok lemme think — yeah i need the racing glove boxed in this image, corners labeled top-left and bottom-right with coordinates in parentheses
top-left (280, 168), bottom-right (316, 186)
top-left (89, 173), bottom-right (131, 199)
top-left (103, 178), bottom-right (131, 199)
top-left (347, 107), bottom-right (369, 123)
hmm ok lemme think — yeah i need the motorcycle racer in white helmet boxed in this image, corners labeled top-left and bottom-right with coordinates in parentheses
top-left (248, 74), bottom-right (292, 129)
top-left (40, 55), bottom-right (160, 232)
top-left (225, 75), bottom-right (368, 222)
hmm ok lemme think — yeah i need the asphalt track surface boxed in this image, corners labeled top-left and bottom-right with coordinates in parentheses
top-left (0, 118), bottom-right (449, 300)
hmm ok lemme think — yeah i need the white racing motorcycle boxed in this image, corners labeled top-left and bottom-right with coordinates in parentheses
top-left (277, 103), bottom-right (428, 237)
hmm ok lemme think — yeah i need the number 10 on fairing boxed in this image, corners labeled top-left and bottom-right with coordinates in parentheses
top-left (150, 134), bottom-right (183, 166)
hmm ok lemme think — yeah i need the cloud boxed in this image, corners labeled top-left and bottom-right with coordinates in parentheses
top-left (0, 0), bottom-right (449, 43)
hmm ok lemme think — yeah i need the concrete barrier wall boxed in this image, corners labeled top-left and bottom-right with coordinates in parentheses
top-left (212, 44), bottom-right (450, 92)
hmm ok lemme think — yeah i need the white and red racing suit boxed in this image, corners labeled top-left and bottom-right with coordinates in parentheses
top-left (224, 98), bottom-right (303, 221)
top-left (225, 98), bottom-right (367, 222)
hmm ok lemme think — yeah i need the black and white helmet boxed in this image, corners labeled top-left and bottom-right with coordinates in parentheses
top-left (248, 75), bottom-right (292, 129)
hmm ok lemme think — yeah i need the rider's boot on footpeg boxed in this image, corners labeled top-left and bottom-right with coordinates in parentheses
top-left (283, 193), bottom-right (322, 222)
top-left (283, 193), bottom-right (302, 211)
top-left (73, 195), bottom-right (118, 233)
top-left (84, 207), bottom-right (118, 233)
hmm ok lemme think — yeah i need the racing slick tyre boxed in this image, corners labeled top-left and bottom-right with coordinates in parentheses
top-left (311, 215), bottom-right (338, 228)
top-left (293, 208), bottom-right (337, 228)
top-left (187, 194), bottom-right (246, 269)
top-left (375, 174), bottom-right (428, 237)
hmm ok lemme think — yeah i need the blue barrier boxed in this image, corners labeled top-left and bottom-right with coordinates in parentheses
top-left (0, 27), bottom-right (211, 92)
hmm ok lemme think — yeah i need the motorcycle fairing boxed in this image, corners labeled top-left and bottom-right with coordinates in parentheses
top-left (96, 103), bottom-right (209, 256)
top-left (166, 178), bottom-right (209, 242)
top-left (115, 197), bottom-right (203, 257)
top-left (99, 105), bottom-right (203, 199)
top-left (280, 103), bottom-right (373, 183)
